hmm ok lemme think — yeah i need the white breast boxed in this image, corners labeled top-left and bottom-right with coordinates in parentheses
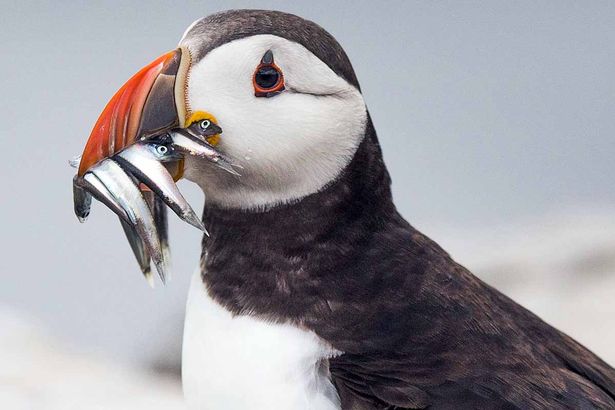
top-left (182, 270), bottom-right (342, 410)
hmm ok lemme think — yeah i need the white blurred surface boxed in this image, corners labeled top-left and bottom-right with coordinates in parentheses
top-left (0, 309), bottom-right (185, 410)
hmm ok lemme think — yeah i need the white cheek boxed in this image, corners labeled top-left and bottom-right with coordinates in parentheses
top-left (185, 35), bottom-right (367, 209)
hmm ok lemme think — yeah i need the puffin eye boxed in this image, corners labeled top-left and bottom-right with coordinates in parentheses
top-left (253, 50), bottom-right (285, 97)
top-left (255, 67), bottom-right (280, 89)
top-left (156, 145), bottom-right (168, 155)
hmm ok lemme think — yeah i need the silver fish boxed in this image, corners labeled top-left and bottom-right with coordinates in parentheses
top-left (119, 218), bottom-right (153, 286)
top-left (148, 192), bottom-right (171, 279)
top-left (72, 124), bottom-right (239, 285)
top-left (79, 172), bottom-right (131, 223)
top-left (170, 130), bottom-right (241, 176)
top-left (72, 175), bottom-right (92, 223)
top-left (114, 141), bottom-right (207, 233)
top-left (90, 159), bottom-right (168, 282)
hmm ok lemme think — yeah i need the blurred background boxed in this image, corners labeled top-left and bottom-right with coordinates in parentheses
top-left (1, 1), bottom-right (614, 408)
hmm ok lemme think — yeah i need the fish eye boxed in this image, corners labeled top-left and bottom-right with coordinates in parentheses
top-left (156, 145), bottom-right (168, 155)
top-left (199, 120), bottom-right (211, 130)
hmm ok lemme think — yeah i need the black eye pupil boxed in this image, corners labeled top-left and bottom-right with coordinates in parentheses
top-left (255, 66), bottom-right (280, 89)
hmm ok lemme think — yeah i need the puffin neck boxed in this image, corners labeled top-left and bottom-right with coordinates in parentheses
top-left (199, 118), bottom-right (398, 318)
top-left (202, 118), bottom-right (393, 245)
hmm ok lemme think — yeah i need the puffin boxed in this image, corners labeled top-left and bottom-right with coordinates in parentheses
top-left (72, 9), bottom-right (615, 409)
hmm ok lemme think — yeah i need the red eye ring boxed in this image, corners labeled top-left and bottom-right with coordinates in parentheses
top-left (253, 50), bottom-right (285, 97)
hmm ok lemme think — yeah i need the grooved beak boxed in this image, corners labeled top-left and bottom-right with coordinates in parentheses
top-left (78, 48), bottom-right (189, 177)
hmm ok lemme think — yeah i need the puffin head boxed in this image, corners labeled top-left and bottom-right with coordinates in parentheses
top-left (74, 10), bottom-right (368, 281)
top-left (179, 11), bottom-right (367, 208)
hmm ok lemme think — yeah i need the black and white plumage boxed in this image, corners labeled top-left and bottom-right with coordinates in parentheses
top-left (75, 9), bottom-right (615, 409)
top-left (195, 122), bottom-right (615, 409)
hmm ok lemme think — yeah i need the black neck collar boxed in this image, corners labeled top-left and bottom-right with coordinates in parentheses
top-left (199, 118), bottom-right (401, 325)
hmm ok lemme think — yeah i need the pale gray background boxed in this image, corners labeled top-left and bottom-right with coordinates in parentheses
top-left (1, 0), bottom-right (614, 370)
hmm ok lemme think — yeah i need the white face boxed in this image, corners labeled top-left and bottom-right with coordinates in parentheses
top-left (180, 34), bottom-right (367, 210)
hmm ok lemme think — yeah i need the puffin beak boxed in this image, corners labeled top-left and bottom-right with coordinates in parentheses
top-left (72, 47), bottom-right (237, 284)
top-left (77, 48), bottom-right (187, 177)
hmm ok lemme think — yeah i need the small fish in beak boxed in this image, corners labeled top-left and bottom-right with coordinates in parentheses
top-left (71, 47), bottom-right (240, 284)
top-left (170, 130), bottom-right (240, 176)
top-left (71, 128), bottom-right (240, 284)
top-left (72, 175), bottom-right (92, 223)
top-left (114, 137), bottom-right (207, 233)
